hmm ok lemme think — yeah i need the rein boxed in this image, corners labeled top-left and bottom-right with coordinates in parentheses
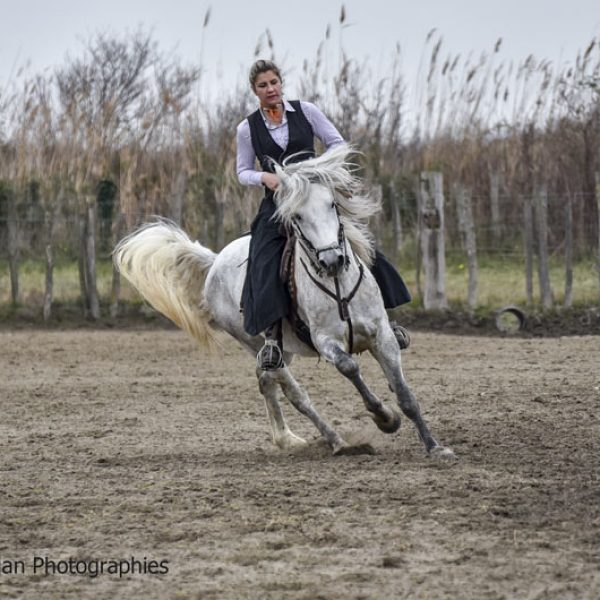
top-left (292, 210), bottom-right (349, 277)
top-left (291, 207), bottom-right (364, 354)
top-left (299, 256), bottom-right (364, 354)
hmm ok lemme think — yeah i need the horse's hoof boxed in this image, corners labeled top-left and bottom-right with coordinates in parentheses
top-left (370, 410), bottom-right (401, 434)
top-left (332, 440), bottom-right (348, 455)
top-left (333, 442), bottom-right (377, 456)
top-left (429, 446), bottom-right (458, 460)
top-left (275, 433), bottom-right (308, 449)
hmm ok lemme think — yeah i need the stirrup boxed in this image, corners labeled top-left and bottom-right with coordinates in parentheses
top-left (391, 322), bottom-right (411, 350)
top-left (257, 339), bottom-right (284, 371)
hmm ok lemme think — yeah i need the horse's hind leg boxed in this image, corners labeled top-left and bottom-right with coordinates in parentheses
top-left (260, 367), bottom-right (348, 454)
top-left (318, 339), bottom-right (401, 434)
top-left (371, 328), bottom-right (455, 459)
top-left (256, 368), bottom-right (307, 449)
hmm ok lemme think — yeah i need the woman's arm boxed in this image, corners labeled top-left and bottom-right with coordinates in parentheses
top-left (300, 101), bottom-right (346, 151)
top-left (236, 120), bottom-right (280, 190)
top-left (236, 120), bottom-right (264, 187)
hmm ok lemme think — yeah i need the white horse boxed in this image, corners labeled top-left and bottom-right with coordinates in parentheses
top-left (114, 146), bottom-right (455, 458)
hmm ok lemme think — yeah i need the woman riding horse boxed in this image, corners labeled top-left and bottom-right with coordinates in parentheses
top-left (237, 59), bottom-right (411, 370)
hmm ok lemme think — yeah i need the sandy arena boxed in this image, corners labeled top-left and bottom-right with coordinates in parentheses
top-left (0, 328), bottom-right (598, 599)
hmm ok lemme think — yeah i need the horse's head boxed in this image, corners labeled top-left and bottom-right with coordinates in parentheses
top-left (288, 182), bottom-right (347, 277)
top-left (274, 145), bottom-right (379, 275)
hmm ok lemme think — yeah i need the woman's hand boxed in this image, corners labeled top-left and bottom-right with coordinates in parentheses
top-left (261, 172), bottom-right (280, 191)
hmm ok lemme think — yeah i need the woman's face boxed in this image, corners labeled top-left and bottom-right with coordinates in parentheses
top-left (253, 70), bottom-right (282, 107)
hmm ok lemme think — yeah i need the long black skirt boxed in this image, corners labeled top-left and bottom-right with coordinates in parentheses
top-left (241, 194), bottom-right (412, 337)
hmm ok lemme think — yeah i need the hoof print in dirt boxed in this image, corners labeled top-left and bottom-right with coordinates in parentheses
top-left (333, 442), bottom-right (377, 456)
top-left (381, 556), bottom-right (406, 569)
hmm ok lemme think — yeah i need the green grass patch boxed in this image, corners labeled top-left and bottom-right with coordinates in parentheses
top-left (0, 258), bottom-right (139, 305)
top-left (1, 254), bottom-right (598, 310)
top-left (394, 252), bottom-right (599, 308)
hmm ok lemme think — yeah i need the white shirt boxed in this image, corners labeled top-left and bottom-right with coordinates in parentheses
top-left (236, 100), bottom-right (345, 187)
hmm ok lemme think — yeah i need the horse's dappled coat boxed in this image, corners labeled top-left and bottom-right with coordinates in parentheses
top-left (113, 146), bottom-right (455, 459)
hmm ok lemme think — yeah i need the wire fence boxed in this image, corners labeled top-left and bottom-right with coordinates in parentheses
top-left (0, 186), bottom-right (599, 314)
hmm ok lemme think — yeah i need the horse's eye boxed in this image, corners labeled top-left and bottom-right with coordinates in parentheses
top-left (331, 202), bottom-right (336, 209)
top-left (293, 214), bottom-right (302, 222)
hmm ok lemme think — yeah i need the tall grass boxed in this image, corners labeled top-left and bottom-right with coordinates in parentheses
top-left (0, 10), bottom-right (599, 310)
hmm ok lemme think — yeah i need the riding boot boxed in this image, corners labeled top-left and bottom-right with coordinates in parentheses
top-left (388, 318), bottom-right (411, 350)
top-left (257, 321), bottom-right (284, 371)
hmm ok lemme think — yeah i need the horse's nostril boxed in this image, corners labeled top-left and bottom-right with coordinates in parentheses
top-left (337, 255), bottom-right (344, 266)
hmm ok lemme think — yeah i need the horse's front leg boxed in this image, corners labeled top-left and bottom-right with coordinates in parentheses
top-left (256, 367), bottom-right (307, 449)
top-left (258, 367), bottom-right (348, 454)
top-left (316, 336), bottom-right (401, 434)
top-left (371, 327), bottom-right (456, 459)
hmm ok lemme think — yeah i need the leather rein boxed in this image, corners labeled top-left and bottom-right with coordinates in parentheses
top-left (292, 214), bottom-right (364, 354)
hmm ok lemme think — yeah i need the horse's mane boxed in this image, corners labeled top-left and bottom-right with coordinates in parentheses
top-left (273, 145), bottom-right (381, 266)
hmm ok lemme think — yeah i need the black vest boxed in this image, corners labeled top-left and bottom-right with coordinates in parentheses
top-left (247, 100), bottom-right (316, 173)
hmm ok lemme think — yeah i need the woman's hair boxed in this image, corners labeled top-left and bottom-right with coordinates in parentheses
top-left (249, 59), bottom-right (283, 90)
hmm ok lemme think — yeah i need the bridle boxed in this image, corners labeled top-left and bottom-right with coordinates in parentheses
top-left (291, 206), bottom-right (364, 354)
top-left (291, 208), bottom-right (349, 278)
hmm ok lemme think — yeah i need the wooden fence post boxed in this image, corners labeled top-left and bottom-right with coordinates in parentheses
top-left (43, 244), bottom-right (54, 321)
top-left (418, 172), bottom-right (448, 309)
top-left (455, 184), bottom-right (478, 310)
top-left (78, 212), bottom-right (89, 315)
top-left (43, 210), bottom-right (55, 322)
top-left (110, 212), bottom-right (126, 318)
top-left (7, 195), bottom-right (19, 305)
top-left (415, 180), bottom-right (423, 302)
top-left (523, 196), bottom-right (534, 306)
top-left (564, 194), bottom-right (574, 308)
top-left (370, 183), bottom-right (384, 248)
top-left (596, 172), bottom-right (600, 292)
top-left (489, 170), bottom-right (502, 245)
top-left (574, 192), bottom-right (585, 256)
top-left (85, 198), bottom-right (100, 320)
top-left (389, 180), bottom-right (403, 256)
top-left (534, 185), bottom-right (554, 310)
top-left (78, 197), bottom-right (100, 320)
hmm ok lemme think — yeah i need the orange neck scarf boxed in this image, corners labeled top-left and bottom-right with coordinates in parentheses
top-left (262, 103), bottom-right (283, 125)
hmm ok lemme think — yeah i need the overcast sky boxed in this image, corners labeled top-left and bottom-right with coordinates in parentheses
top-left (2, 0), bottom-right (599, 100)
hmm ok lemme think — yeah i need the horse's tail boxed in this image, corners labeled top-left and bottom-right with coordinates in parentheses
top-left (113, 220), bottom-right (218, 348)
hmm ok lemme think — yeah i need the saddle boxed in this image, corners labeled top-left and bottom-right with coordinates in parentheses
top-left (279, 225), bottom-right (317, 352)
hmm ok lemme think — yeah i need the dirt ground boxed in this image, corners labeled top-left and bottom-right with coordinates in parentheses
top-left (0, 328), bottom-right (598, 600)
